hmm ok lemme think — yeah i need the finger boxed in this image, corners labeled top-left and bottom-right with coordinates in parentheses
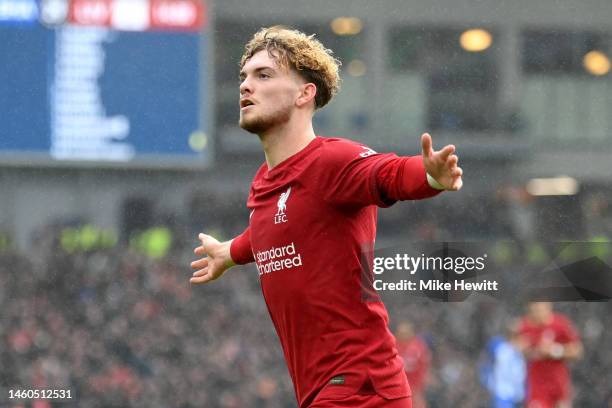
top-left (190, 273), bottom-right (214, 284)
top-left (447, 154), bottom-right (458, 168)
top-left (421, 133), bottom-right (433, 158)
top-left (194, 246), bottom-right (206, 256)
top-left (199, 233), bottom-right (216, 251)
top-left (190, 258), bottom-right (209, 270)
top-left (452, 166), bottom-right (463, 177)
top-left (438, 145), bottom-right (455, 162)
top-left (191, 267), bottom-right (208, 277)
top-left (451, 177), bottom-right (463, 191)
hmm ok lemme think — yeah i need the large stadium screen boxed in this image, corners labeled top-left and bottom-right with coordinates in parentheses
top-left (0, 0), bottom-right (210, 167)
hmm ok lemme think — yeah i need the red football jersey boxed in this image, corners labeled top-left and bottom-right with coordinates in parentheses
top-left (231, 136), bottom-right (440, 407)
top-left (518, 313), bottom-right (580, 403)
top-left (397, 336), bottom-right (430, 392)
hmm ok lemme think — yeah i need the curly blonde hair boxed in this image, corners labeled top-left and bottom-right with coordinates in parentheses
top-left (240, 26), bottom-right (341, 109)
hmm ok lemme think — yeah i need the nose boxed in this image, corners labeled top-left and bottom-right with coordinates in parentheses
top-left (240, 76), bottom-right (252, 96)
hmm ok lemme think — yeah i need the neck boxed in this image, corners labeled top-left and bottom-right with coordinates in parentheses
top-left (259, 117), bottom-right (316, 169)
top-left (532, 313), bottom-right (553, 325)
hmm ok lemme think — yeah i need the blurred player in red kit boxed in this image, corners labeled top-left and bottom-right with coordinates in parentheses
top-left (190, 26), bottom-right (463, 407)
top-left (517, 302), bottom-right (583, 408)
top-left (395, 321), bottom-right (431, 408)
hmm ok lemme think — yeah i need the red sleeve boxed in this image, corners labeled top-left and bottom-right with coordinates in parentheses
top-left (377, 155), bottom-right (443, 203)
top-left (558, 315), bottom-right (580, 344)
top-left (318, 138), bottom-right (442, 208)
top-left (230, 227), bottom-right (254, 265)
top-left (517, 318), bottom-right (534, 347)
top-left (319, 139), bottom-right (394, 207)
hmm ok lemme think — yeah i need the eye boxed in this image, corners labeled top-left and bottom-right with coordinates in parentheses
top-left (259, 73), bottom-right (270, 79)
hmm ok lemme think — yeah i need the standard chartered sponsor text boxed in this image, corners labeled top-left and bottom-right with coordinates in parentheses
top-left (256, 242), bottom-right (302, 276)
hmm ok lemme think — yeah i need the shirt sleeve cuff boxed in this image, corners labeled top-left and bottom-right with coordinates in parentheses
top-left (426, 173), bottom-right (446, 190)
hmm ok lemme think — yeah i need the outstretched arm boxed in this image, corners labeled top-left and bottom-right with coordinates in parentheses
top-left (375, 133), bottom-right (463, 202)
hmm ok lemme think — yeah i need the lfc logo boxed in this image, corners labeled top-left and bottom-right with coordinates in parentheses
top-left (274, 187), bottom-right (291, 224)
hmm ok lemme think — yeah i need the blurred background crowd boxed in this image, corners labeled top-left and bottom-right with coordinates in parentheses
top-left (1, 209), bottom-right (611, 407)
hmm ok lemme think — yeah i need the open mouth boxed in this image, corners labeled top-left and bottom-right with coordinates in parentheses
top-left (240, 99), bottom-right (255, 109)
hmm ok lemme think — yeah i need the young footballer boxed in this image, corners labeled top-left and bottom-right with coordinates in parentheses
top-left (517, 302), bottom-right (583, 408)
top-left (395, 321), bottom-right (431, 408)
top-left (190, 26), bottom-right (463, 408)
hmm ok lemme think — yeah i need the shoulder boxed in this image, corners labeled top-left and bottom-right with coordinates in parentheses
top-left (517, 317), bottom-right (531, 333)
top-left (415, 336), bottom-right (429, 349)
top-left (254, 162), bottom-right (268, 178)
top-left (552, 313), bottom-right (581, 341)
top-left (552, 313), bottom-right (574, 329)
top-left (320, 136), bottom-right (376, 155)
top-left (248, 163), bottom-right (268, 192)
top-left (552, 313), bottom-right (568, 323)
top-left (318, 136), bottom-right (380, 165)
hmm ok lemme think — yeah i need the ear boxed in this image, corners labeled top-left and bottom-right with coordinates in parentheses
top-left (296, 83), bottom-right (317, 108)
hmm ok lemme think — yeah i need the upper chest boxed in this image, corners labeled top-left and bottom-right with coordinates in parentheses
top-left (248, 181), bottom-right (327, 233)
top-left (525, 323), bottom-right (563, 343)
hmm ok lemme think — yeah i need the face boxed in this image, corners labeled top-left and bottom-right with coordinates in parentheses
top-left (395, 322), bottom-right (414, 341)
top-left (239, 50), bottom-right (306, 134)
top-left (528, 302), bottom-right (553, 323)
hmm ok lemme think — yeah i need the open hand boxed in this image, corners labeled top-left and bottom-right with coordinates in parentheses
top-left (421, 133), bottom-right (463, 191)
top-left (190, 233), bottom-right (235, 284)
